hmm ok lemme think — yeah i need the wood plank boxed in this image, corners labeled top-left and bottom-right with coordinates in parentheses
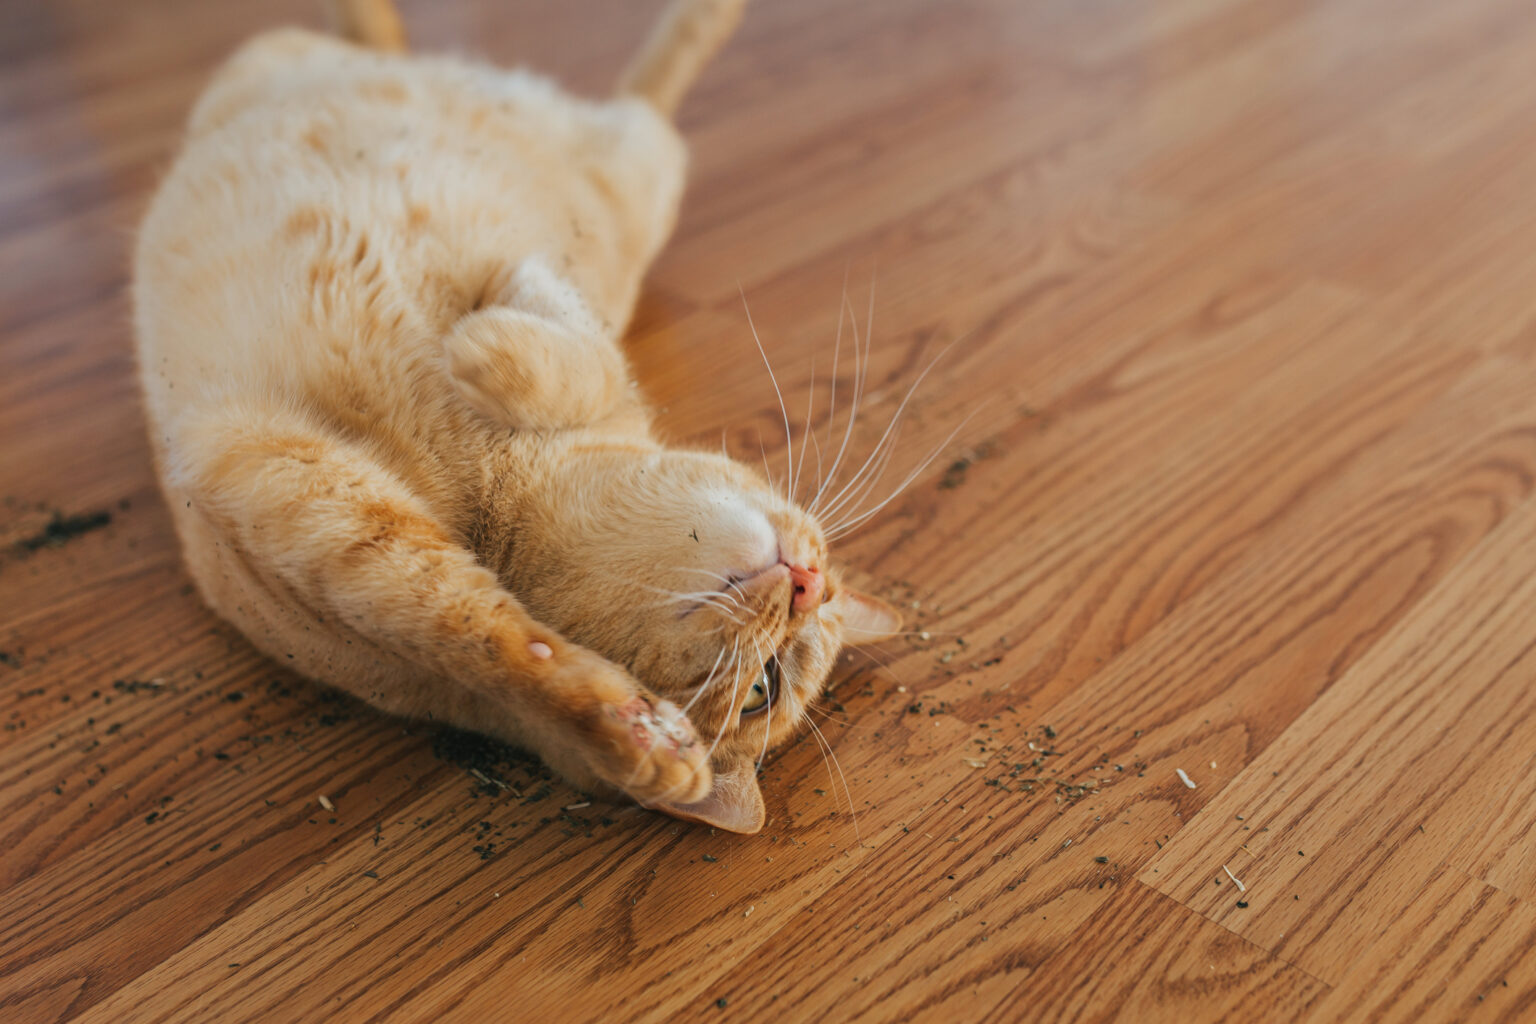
top-left (6, 0), bottom-right (1536, 1021)
top-left (1302, 866), bottom-right (1536, 1023)
top-left (1442, 758), bottom-right (1536, 902)
top-left (1139, 490), bottom-right (1536, 985)
top-left (976, 883), bottom-right (1325, 1024)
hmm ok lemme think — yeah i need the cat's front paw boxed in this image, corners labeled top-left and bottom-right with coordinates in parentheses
top-left (600, 695), bottom-right (712, 805)
top-left (527, 646), bottom-right (712, 808)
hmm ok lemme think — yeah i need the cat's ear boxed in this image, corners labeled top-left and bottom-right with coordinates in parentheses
top-left (656, 755), bottom-right (764, 834)
top-left (837, 588), bottom-right (903, 644)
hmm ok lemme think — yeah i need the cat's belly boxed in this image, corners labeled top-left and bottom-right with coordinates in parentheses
top-left (133, 27), bottom-right (685, 461)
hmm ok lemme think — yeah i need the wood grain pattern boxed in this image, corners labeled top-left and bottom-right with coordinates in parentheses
top-left (4, 0), bottom-right (1536, 1020)
top-left (1138, 489), bottom-right (1536, 984)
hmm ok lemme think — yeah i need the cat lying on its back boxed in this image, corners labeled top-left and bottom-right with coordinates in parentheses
top-left (133, 0), bottom-right (899, 833)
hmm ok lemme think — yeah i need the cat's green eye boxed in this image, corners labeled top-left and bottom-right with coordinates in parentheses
top-left (741, 658), bottom-right (779, 715)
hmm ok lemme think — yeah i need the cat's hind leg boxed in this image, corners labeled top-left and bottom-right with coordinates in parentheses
top-left (442, 257), bottom-right (635, 431)
top-left (327, 0), bottom-right (408, 52)
top-left (167, 405), bottom-right (709, 805)
top-left (618, 0), bottom-right (749, 117)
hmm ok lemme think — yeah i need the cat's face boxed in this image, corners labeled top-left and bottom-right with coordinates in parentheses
top-left (516, 443), bottom-right (901, 831)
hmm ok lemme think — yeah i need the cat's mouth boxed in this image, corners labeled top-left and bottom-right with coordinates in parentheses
top-left (728, 547), bottom-right (825, 614)
top-left (704, 548), bottom-right (825, 619)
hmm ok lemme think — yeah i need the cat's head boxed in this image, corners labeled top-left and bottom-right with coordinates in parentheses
top-left (514, 440), bottom-right (901, 832)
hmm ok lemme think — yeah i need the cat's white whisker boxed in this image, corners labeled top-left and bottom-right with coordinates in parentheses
top-left (827, 405), bottom-right (985, 540)
top-left (657, 582), bottom-right (746, 606)
top-left (706, 628), bottom-right (773, 767)
top-left (643, 597), bottom-right (744, 627)
top-left (662, 568), bottom-right (755, 615)
top-left (640, 585), bottom-right (747, 620)
top-left (807, 715), bottom-right (860, 846)
top-left (700, 606), bottom-right (747, 625)
top-left (838, 281), bottom-right (876, 496)
top-left (819, 423), bottom-right (901, 532)
top-left (825, 266), bottom-right (848, 450)
top-left (808, 290), bottom-right (869, 517)
top-left (681, 646), bottom-right (729, 716)
top-left (645, 569), bottom-right (754, 609)
top-left (816, 339), bottom-right (955, 525)
top-left (687, 594), bottom-right (744, 612)
top-left (804, 427), bottom-right (825, 517)
top-left (672, 566), bottom-right (748, 593)
top-left (647, 587), bottom-right (737, 604)
top-left (806, 293), bottom-right (860, 517)
top-left (865, 266), bottom-right (877, 362)
top-left (757, 432), bottom-right (776, 494)
top-left (739, 286), bottom-right (793, 501)
top-left (805, 694), bottom-right (855, 728)
top-left (843, 626), bottom-right (954, 640)
top-left (702, 639), bottom-right (745, 764)
top-left (699, 607), bottom-right (747, 626)
top-left (790, 356), bottom-right (816, 503)
top-left (841, 642), bottom-right (911, 687)
top-left (674, 566), bottom-right (729, 580)
top-left (756, 666), bottom-right (774, 770)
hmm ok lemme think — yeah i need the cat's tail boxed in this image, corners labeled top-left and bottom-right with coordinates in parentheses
top-left (617, 0), bottom-right (747, 118)
top-left (327, 0), bottom-right (408, 53)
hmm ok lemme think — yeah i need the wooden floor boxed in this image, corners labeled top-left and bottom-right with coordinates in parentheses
top-left (5, 0), bottom-right (1536, 1020)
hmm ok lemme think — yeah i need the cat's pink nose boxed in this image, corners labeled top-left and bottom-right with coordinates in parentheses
top-left (788, 564), bottom-right (824, 611)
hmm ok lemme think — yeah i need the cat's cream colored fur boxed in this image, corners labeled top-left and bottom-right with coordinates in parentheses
top-left (134, 0), bottom-right (899, 834)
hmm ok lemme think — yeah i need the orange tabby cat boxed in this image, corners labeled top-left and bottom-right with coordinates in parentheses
top-left (133, 0), bottom-right (900, 834)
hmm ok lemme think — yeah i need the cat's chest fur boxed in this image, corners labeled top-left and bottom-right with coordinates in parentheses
top-left (135, 28), bottom-right (684, 505)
